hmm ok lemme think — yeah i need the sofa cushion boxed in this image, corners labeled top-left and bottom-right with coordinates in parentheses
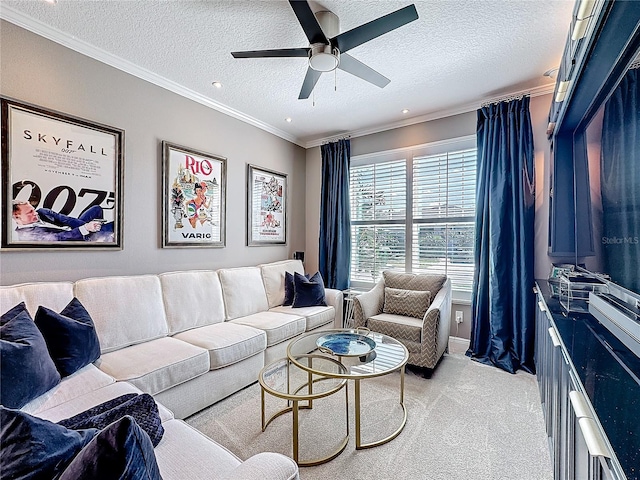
top-left (59, 393), bottom-right (164, 447)
top-left (159, 270), bottom-right (226, 335)
top-left (222, 452), bottom-right (299, 480)
top-left (229, 311), bottom-right (305, 347)
top-left (383, 271), bottom-right (447, 294)
top-left (173, 322), bottom-right (266, 369)
top-left (0, 281), bottom-right (75, 319)
top-left (34, 298), bottom-right (101, 377)
top-left (270, 305), bottom-right (334, 331)
top-left (58, 416), bottom-right (161, 480)
top-left (368, 313), bottom-right (423, 344)
top-left (383, 287), bottom-right (431, 319)
top-left (218, 267), bottom-right (269, 319)
top-left (0, 406), bottom-right (96, 480)
top-left (292, 272), bottom-right (327, 308)
top-left (75, 275), bottom-right (168, 354)
top-left (96, 337), bottom-right (209, 395)
top-left (34, 381), bottom-right (173, 425)
top-left (1, 307), bottom-right (61, 409)
top-left (22, 363), bottom-right (115, 417)
top-left (154, 419), bottom-right (241, 479)
top-left (259, 259), bottom-right (305, 308)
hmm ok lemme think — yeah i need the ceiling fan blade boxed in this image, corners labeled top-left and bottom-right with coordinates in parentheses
top-left (289, 0), bottom-right (329, 45)
top-left (298, 67), bottom-right (322, 99)
top-left (338, 54), bottom-right (390, 88)
top-left (231, 48), bottom-right (309, 59)
top-left (332, 4), bottom-right (418, 53)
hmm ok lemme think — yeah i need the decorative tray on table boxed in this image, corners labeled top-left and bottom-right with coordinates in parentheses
top-left (316, 330), bottom-right (376, 357)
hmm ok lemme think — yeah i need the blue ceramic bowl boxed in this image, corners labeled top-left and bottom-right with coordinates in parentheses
top-left (316, 333), bottom-right (376, 356)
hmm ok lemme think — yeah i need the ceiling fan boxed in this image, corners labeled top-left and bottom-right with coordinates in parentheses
top-left (231, 1), bottom-right (419, 99)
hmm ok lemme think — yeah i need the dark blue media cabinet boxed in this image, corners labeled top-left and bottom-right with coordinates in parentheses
top-left (535, 281), bottom-right (639, 480)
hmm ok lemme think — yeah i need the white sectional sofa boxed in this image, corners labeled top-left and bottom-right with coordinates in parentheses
top-left (0, 259), bottom-right (343, 479)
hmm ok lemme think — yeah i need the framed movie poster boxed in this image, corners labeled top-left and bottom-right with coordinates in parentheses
top-left (162, 141), bottom-right (226, 248)
top-left (1, 97), bottom-right (124, 250)
top-left (247, 164), bottom-right (287, 246)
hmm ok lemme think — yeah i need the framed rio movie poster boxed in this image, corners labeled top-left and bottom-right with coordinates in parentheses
top-left (162, 141), bottom-right (226, 248)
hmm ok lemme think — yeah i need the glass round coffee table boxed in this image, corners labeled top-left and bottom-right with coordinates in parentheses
top-left (287, 328), bottom-right (409, 450)
top-left (259, 354), bottom-right (349, 466)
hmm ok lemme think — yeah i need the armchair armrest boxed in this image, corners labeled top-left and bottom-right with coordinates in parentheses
top-left (353, 280), bottom-right (385, 328)
top-left (222, 452), bottom-right (299, 480)
top-left (324, 288), bottom-right (344, 329)
top-left (421, 278), bottom-right (452, 357)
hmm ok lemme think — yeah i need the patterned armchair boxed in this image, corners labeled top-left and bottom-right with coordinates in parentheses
top-left (353, 271), bottom-right (452, 376)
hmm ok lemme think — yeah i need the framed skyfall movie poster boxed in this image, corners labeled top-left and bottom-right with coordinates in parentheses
top-left (247, 164), bottom-right (287, 246)
top-left (1, 97), bottom-right (124, 250)
top-left (162, 141), bottom-right (226, 248)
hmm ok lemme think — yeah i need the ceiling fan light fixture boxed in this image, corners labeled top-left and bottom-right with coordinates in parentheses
top-left (309, 44), bottom-right (340, 72)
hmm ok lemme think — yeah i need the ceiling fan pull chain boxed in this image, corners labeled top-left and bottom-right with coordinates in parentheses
top-left (313, 88), bottom-right (315, 107)
top-left (335, 68), bottom-right (337, 92)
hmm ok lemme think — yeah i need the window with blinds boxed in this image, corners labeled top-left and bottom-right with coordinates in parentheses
top-left (349, 146), bottom-right (477, 292)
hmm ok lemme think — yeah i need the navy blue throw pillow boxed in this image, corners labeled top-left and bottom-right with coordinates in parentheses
top-left (283, 271), bottom-right (295, 306)
top-left (34, 297), bottom-right (101, 377)
top-left (0, 308), bottom-right (61, 409)
top-left (0, 406), bottom-right (97, 480)
top-left (292, 271), bottom-right (327, 308)
top-left (1, 301), bottom-right (28, 326)
top-left (58, 416), bottom-right (162, 480)
top-left (59, 393), bottom-right (165, 447)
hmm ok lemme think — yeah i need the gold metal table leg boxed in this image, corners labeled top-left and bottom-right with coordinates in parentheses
top-left (261, 385), bottom-right (266, 432)
top-left (355, 378), bottom-right (362, 449)
top-left (292, 399), bottom-right (299, 463)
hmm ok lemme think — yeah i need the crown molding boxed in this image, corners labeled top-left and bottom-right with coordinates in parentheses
top-left (0, 6), bottom-right (304, 147)
top-left (304, 84), bottom-right (554, 148)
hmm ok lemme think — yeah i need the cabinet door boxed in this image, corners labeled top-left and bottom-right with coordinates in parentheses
top-left (534, 292), bottom-right (564, 479)
top-left (534, 296), bottom-right (552, 436)
top-left (568, 390), bottom-right (619, 480)
top-left (557, 350), bottom-right (572, 480)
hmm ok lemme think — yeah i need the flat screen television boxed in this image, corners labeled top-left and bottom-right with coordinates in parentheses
top-left (577, 49), bottom-right (640, 355)
top-left (580, 58), bottom-right (640, 304)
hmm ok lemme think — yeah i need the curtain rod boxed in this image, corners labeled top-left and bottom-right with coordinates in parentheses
top-left (321, 135), bottom-right (351, 146)
top-left (480, 93), bottom-right (530, 108)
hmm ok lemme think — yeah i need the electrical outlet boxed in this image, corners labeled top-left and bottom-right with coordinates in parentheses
top-left (455, 311), bottom-right (464, 324)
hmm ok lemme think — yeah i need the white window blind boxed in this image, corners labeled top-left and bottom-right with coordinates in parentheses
top-left (349, 145), bottom-right (477, 292)
top-left (412, 149), bottom-right (476, 291)
top-left (350, 160), bottom-right (406, 283)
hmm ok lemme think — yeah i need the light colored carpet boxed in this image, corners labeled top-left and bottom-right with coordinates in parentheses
top-left (186, 338), bottom-right (552, 480)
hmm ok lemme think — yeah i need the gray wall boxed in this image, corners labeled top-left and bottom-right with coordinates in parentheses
top-left (0, 21), bottom-right (307, 285)
top-left (305, 95), bottom-right (555, 338)
top-left (2, 21), bottom-right (557, 339)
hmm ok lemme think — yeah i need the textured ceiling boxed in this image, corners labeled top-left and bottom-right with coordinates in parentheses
top-left (0, 0), bottom-right (574, 147)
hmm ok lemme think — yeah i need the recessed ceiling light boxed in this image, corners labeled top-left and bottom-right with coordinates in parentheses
top-left (44, 0), bottom-right (58, 4)
top-left (212, 81), bottom-right (222, 89)
top-left (402, 109), bottom-right (410, 114)
top-left (285, 117), bottom-right (292, 123)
